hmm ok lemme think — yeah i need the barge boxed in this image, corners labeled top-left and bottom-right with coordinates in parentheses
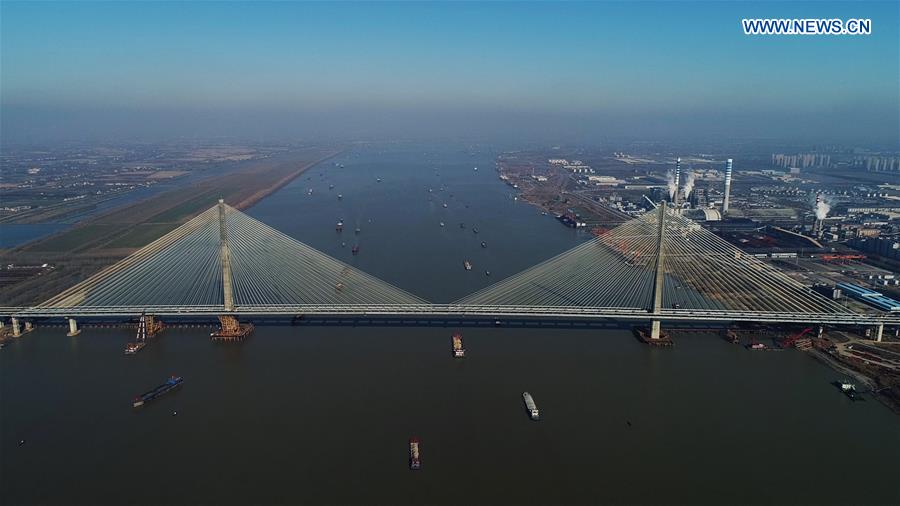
top-left (409, 437), bottom-right (421, 470)
top-left (133, 376), bottom-right (183, 408)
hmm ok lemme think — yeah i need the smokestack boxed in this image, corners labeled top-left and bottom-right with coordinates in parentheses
top-left (673, 157), bottom-right (681, 208)
top-left (722, 158), bottom-right (733, 214)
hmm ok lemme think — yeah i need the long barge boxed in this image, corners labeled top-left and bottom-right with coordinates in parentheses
top-left (133, 375), bottom-right (183, 408)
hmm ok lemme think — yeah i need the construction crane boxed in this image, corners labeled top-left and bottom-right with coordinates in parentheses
top-left (778, 327), bottom-right (814, 348)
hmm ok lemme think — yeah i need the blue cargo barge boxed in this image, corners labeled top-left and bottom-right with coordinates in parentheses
top-left (133, 376), bottom-right (183, 408)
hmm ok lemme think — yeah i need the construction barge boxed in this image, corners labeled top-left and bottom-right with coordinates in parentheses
top-left (408, 437), bottom-right (421, 470)
top-left (133, 376), bottom-right (183, 408)
top-left (451, 333), bottom-right (466, 357)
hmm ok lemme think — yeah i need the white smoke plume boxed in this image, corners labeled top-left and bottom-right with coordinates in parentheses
top-left (666, 170), bottom-right (676, 199)
top-left (682, 170), bottom-right (695, 200)
top-left (815, 199), bottom-right (830, 220)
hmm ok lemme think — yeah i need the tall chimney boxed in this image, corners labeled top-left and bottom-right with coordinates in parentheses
top-left (722, 158), bottom-right (733, 214)
top-left (673, 157), bottom-right (681, 208)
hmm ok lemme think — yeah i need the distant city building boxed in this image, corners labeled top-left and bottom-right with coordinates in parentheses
top-left (772, 153), bottom-right (831, 169)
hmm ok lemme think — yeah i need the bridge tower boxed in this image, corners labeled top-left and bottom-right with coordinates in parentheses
top-left (211, 199), bottom-right (253, 341)
top-left (650, 201), bottom-right (667, 340)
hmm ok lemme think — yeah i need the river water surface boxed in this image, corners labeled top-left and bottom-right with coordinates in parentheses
top-left (2, 144), bottom-right (898, 505)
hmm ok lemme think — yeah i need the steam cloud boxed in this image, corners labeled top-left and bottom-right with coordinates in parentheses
top-left (682, 170), bottom-right (695, 199)
top-left (815, 199), bottom-right (830, 220)
top-left (666, 170), bottom-right (677, 199)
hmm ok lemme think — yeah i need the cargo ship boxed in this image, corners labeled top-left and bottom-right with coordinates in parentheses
top-left (451, 333), bottom-right (465, 357)
top-left (133, 376), bottom-right (183, 408)
top-left (463, 260), bottom-right (472, 271)
top-left (834, 380), bottom-right (862, 401)
top-left (409, 437), bottom-right (421, 470)
top-left (522, 392), bottom-right (540, 420)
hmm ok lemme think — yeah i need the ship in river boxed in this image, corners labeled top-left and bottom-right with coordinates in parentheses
top-left (834, 380), bottom-right (862, 401)
top-left (522, 392), bottom-right (540, 420)
top-left (409, 437), bottom-right (421, 470)
top-left (451, 333), bottom-right (466, 358)
top-left (463, 260), bottom-right (472, 271)
top-left (133, 376), bottom-right (182, 408)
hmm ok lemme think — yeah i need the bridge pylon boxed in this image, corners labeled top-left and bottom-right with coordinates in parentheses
top-left (66, 317), bottom-right (81, 336)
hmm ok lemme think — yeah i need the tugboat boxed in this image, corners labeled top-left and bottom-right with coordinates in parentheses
top-left (451, 333), bottom-right (466, 357)
top-left (522, 392), bottom-right (540, 420)
top-left (408, 437), bottom-right (421, 470)
top-left (352, 245), bottom-right (360, 255)
top-left (463, 260), bottom-right (472, 271)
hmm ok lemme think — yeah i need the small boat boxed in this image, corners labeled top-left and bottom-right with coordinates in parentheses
top-left (124, 342), bottom-right (146, 355)
top-left (336, 221), bottom-right (344, 232)
top-left (409, 437), bottom-right (421, 470)
top-left (439, 222), bottom-right (445, 227)
top-left (459, 223), bottom-right (465, 229)
top-left (474, 167), bottom-right (478, 171)
top-left (352, 245), bottom-right (360, 255)
top-left (442, 203), bottom-right (448, 208)
top-left (473, 228), bottom-right (479, 234)
top-left (329, 184), bottom-right (335, 189)
top-left (542, 211), bottom-right (548, 216)
top-left (485, 271), bottom-right (491, 276)
top-left (337, 194), bottom-right (343, 200)
top-left (307, 188), bottom-right (313, 195)
top-left (481, 241), bottom-right (487, 248)
top-left (341, 242), bottom-right (346, 247)
top-left (463, 260), bottom-right (472, 271)
top-left (355, 228), bottom-right (361, 234)
top-left (376, 178), bottom-right (382, 183)
top-left (523, 392), bottom-right (540, 420)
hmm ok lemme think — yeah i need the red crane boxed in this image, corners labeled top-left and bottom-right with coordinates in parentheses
top-left (779, 327), bottom-right (813, 348)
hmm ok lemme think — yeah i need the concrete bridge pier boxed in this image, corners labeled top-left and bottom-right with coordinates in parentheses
top-left (650, 320), bottom-right (662, 340)
top-left (11, 317), bottom-right (22, 337)
top-left (874, 323), bottom-right (883, 342)
top-left (67, 318), bottom-right (81, 337)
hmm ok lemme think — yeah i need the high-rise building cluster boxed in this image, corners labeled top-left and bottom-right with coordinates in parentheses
top-left (771, 153), bottom-right (831, 169)
top-left (853, 156), bottom-right (900, 172)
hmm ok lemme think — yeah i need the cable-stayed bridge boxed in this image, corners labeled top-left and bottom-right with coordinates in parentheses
top-left (2, 200), bottom-right (897, 339)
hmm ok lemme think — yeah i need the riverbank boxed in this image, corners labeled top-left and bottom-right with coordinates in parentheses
top-left (0, 148), bottom-right (341, 306)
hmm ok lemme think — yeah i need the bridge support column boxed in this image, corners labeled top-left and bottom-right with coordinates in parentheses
top-left (66, 318), bottom-right (81, 337)
top-left (874, 323), bottom-right (883, 343)
top-left (0, 319), bottom-right (4, 329)
top-left (24, 321), bottom-right (33, 333)
top-left (650, 320), bottom-right (662, 340)
top-left (11, 318), bottom-right (21, 338)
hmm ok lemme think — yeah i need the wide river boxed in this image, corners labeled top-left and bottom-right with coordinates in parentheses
top-left (2, 144), bottom-right (898, 505)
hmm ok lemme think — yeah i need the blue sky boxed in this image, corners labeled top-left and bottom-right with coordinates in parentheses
top-left (1, 1), bottom-right (897, 143)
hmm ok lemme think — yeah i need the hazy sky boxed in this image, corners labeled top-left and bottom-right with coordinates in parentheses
top-left (1, 1), bottom-right (897, 145)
